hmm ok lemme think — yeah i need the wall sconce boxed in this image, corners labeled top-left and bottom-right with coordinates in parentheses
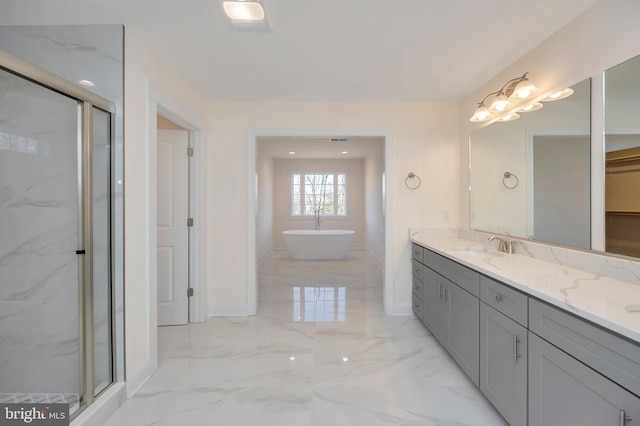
top-left (470, 72), bottom-right (574, 124)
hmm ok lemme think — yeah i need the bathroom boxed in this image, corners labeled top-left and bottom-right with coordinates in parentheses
top-left (1, 0), bottom-right (640, 424)
top-left (256, 136), bottom-right (384, 262)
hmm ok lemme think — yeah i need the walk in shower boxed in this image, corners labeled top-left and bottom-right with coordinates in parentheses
top-left (0, 35), bottom-right (123, 420)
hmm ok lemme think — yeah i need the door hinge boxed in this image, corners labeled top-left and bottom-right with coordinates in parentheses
top-left (187, 288), bottom-right (194, 297)
top-left (187, 218), bottom-right (194, 227)
top-left (187, 147), bottom-right (194, 157)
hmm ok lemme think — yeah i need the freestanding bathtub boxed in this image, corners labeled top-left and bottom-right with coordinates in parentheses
top-left (282, 230), bottom-right (355, 260)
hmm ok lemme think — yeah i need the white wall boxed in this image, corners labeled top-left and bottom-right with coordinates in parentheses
top-left (460, 0), bottom-right (640, 253)
top-left (207, 102), bottom-right (459, 314)
top-left (272, 158), bottom-right (365, 248)
top-left (364, 139), bottom-right (385, 266)
top-left (256, 144), bottom-right (274, 263)
top-left (123, 29), bottom-right (207, 389)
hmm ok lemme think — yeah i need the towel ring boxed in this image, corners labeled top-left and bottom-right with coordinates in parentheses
top-left (503, 171), bottom-right (519, 189)
top-left (405, 172), bottom-right (421, 190)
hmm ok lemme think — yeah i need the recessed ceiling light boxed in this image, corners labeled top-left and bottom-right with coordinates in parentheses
top-left (220, 0), bottom-right (270, 30)
top-left (288, 151), bottom-right (296, 155)
top-left (223, 1), bottom-right (264, 20)
top-left (341, 151), bottom-right (348, 154)
top-left (78, 79), bottom-right (95, 87)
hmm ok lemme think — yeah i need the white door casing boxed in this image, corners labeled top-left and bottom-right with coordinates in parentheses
top-left (157, 129), bottom-right (189, 326)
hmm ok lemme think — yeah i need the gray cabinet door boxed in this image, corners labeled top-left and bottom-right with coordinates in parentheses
top-left (529, 332), bottom-right (640, 426)
top-left (445, 281), bottom-right (480, 386)
top-left (480, 303), bottom-right (527, 426)
top-left (423, 268), bottom-right (445, 341)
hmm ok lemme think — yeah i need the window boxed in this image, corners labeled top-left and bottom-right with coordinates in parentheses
top-left (291, 172), bottom-right (347, 216)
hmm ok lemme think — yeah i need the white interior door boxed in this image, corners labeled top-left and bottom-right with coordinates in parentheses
top-left (157, 129), bottom-right (189, 325)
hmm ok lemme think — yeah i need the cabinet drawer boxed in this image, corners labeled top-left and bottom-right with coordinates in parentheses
top-left (529, 299), bottom-right (640, 397)
top-left (412, 243), bottom-right (424, 263)
top-left (480, 275), bottom-right (528, 327)
top-left (412, 259), bottom-right (424, 281)
top-left (412, 293), bottom-right (424, 321)
top-left (412, 275), bottom-right (424, 301)
top-left (428, 251), bottom-right (480, 297)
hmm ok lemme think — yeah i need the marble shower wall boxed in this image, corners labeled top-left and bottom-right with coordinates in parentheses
top-left (0, 69), bottom-right (81, 393)
top-left (0, 24), bottom-right (125, 387)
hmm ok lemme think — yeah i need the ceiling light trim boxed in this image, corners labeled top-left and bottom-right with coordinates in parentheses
top-left (220, 0), bottom-right (271, 31)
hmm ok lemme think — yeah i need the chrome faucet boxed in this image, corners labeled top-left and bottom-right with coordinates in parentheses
top-left (488, 236), bottom-right (516, 253)
top-left (314, 209), bottom-right (322, 230)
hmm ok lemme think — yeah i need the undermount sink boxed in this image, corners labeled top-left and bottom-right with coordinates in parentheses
top-left (453, 248), bottom-right (504, 258)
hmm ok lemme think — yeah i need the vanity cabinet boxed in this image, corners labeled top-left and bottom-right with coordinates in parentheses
top-left (412, 260), bottom-right (425, 321)
top-left (413, 244), bottom-right (480, 385)
top-left (528, 332), bottom-right (640, 426)
top-left (480, 303), bottom-right (527, 426)
top-left (479, 275), bottom-right (529, 425)
top-left (528, 298), bottom-right (640, 426)
top-left (410, 242), bottom-right (640, 426)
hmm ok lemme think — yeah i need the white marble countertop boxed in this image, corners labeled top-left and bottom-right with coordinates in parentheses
top-left (410, 234), bottom-right (640, 344)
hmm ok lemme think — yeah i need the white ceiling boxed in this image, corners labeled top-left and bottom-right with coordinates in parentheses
top-left (258, 136), bottom-right (384, 160)
top-left (0, 0), bottom-right (599, 102)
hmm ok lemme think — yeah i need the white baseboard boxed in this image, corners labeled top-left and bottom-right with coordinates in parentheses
top-left (70, 383), bottom-right (126, 426)
top-left (209, 304), bottom-right (253, 317)
top-left (125, 359), bottom-right (154, 398)
top-left (257, 248), bottom-right (273, 267)
top-left (392, 304), bottom-right (414, 316)
top-left (364, 248), bottom-right (384, 271)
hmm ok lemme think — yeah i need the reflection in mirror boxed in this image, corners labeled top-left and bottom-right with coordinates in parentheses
top-left (470, 79), bottom-right (591, 249)
top-left (605, 55), bottom-right (640, 258)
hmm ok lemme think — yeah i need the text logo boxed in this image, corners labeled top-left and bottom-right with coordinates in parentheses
top-left (0, 404), bottom-right (68, 426)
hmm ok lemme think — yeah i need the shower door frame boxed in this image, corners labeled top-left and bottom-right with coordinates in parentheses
top-left (0, 49), bottom-right (121, 417)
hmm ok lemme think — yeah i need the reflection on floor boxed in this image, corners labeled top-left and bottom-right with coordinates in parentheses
top-left (103, 250), bottom-right (505, 425)
top-left (293, 286), bottom-right (346, 322)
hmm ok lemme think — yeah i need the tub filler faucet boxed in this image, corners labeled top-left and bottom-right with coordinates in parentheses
top-left (314, 209), bottom-right (322, 230)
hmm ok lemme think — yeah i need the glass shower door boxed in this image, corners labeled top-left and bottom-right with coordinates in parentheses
top-left (0, 68), bottom-right (82, 411)
top-left (92, 106), bottom-right (113, 397)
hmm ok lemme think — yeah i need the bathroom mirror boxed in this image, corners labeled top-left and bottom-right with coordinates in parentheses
top-left (470, 78), bottom-right (591, 249)
top-left (604, 54), bottom-right (640, 258)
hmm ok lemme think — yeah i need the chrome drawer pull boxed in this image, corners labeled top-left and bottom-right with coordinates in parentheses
top-left (513, 336), bottom-right (522, 363)
top-left (620, 410), bottom-right (633, 425)
top-left (495, 294), bottom-right (503, 302)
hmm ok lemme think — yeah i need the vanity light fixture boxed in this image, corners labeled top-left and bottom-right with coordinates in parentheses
top-left (519, 102), bottom-right (543, 113)
top-left (220, 0), bottom-right (270, 30)
top-left (499, 112), bottom-right (520, 122)
top-left (542, 87), bottom-right (574, 101)
top-left (471, 73), bottom-right (576, 125)
top-left (470, 72), bottom-right (538, 123)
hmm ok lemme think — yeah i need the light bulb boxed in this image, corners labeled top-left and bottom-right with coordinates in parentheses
top-left (500, 113), bottom-right (520, 122)
top-left (510, 79), bottom-right (536, 100)
top-left (470, 105), bottom-right (491, 122)
top-left (491, 93), bottom-right (511, 112)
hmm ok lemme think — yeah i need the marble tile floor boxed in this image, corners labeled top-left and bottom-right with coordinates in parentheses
top-left (103, 250), bottom-right (506, 426)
